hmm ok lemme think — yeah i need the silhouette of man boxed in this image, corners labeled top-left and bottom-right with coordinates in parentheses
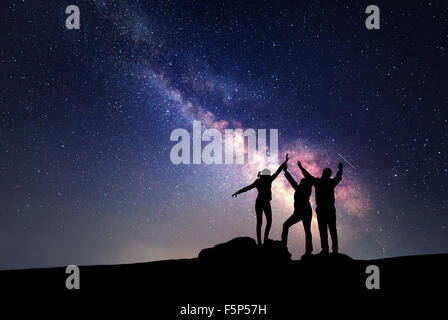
top-left (232, 154), bottom-right (289, 245)
top-left (297, 161), bottom-right (343, 254)
top-left (281, 162), bottom-right (313, 256)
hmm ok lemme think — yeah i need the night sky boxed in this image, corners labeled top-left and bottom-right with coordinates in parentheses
top-left (1, 0), bottom-right (447, 270)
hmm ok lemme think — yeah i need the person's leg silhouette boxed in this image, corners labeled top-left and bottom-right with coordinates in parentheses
top-left (302, 207), bottom-right (313, 254)
top-left (282, 212), bottom-right (301, 245)
top-left (316, 207), bottom-right (329, 253)
top-left (255, 200), bottom-right (263, 245)
top-left (328, 207), bottom-right (338, 253)
top-left (263, 202), bottom-right (272, 243)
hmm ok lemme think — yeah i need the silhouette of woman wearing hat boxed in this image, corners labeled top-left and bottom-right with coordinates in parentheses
top-left (232, 154), bottom-right (289, 245)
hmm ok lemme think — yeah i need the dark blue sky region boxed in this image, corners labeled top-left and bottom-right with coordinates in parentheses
top-left (0, 0), bottom-right (447, 269)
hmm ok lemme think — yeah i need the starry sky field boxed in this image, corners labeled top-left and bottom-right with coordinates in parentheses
top-left (0, 0), bottom-right (447, 269)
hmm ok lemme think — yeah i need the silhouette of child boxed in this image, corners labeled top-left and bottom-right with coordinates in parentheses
top-left (281, 162), bottom-right (314, 256)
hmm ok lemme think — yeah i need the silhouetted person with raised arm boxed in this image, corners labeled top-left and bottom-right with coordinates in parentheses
top-left (232, 154), bottom-right (290, 246)
top-left (297, 161), bottom-right (343, 254)
top-left (281, 162), bottom-right (313, 256)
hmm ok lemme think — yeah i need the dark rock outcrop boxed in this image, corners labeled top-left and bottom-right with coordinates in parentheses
top-left (198, 237), bottom-right (292, 264)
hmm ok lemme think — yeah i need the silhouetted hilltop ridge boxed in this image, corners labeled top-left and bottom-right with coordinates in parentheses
top-left (0, 236), bottom-right (447, 317)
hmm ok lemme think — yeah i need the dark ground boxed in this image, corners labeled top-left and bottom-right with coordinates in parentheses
top-left (1, 237), bottom-right (446, 317)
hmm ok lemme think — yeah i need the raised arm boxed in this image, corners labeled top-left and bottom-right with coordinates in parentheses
top-left (232, 181), bottom-right (256, 198)
top-left (271, 154), bottom-right (290, 182)
top-left (332, 163), bottom-right (343, 186)
top-left (297, 161), bottom-right (316, 181)
top-left (283, 168), bottom-right (299, 190)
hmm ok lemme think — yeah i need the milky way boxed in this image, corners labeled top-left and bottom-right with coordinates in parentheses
top-left (0, 0), bottom-right (447, 269)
